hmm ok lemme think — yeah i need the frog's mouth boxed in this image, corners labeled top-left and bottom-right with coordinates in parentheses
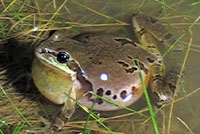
top-left (36, 48), bottom-right (95, 99)
top-left (36, 47), bottom-right (136, 106)
top-left (69, 62), bottom-right (94, 97)
top-left (67, 61), bottom-right (106, 102)
top-left (35, 47), bottom-right (77, 75)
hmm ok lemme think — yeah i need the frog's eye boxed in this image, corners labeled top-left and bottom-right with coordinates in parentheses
top-left (57, 52), bottom-right (69, 63)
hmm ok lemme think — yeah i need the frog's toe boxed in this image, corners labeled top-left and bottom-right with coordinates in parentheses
top-left (156, 89), bottom-right (173, 106)
top-left (38, 117), bottom-right (56, 134)
top-left (164, 69), bottom-right (181, 94)
top-left (42, 121), bottom-right (62, 134)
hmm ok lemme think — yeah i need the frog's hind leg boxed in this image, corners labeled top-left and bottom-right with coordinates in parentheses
top-left (132, 13), bottom-right (174, 49)
top-left (132, 13), bottom-right (180, 105)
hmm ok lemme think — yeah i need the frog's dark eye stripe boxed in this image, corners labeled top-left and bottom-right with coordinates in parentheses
top-left (40, 48), bottom-right (57, 56)
top-left (40, 48), bottom-right (50, 53)
top-left (57, 52), bottom-right (70, 63)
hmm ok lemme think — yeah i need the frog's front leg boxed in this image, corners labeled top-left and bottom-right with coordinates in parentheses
top-left (150, 64), bottom-right (179, 105)
top-left (46, 98), bottom-right (75, 133)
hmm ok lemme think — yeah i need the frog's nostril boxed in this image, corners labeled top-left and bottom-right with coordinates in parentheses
top-left (40, 48), bottom-right (50, 54)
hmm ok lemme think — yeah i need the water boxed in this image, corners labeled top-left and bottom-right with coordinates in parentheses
top-left (56, 1), bottom-right (200, 133)
top-left (1, 0), bottom-right (200, 133)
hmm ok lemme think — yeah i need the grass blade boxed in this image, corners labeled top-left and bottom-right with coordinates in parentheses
top-left (12, 122), bottom-right (24, 134)
top-left (135, 59), bottom-right (159, 134)
top-left (0, 86), bottom-right (32, 127)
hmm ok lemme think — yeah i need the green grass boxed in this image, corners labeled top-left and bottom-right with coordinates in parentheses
top-left (12, 10), bottom-right (26, 23)
top-left (135, 59), bottom-right (159, 134)
top-left (0, 21), bottom-right (7, 38)
top-left (0, 119), bottom-right (7, 134)
top-left (176, 117), bottom-right (194, 134)
top-left (0, 119), bottom-right (7, 126)
top-left (0, 86), bottom-right (32, 128)
top-left (0, 0), bottom-right (200, 134)
top-left (11, 122), bottom-right (24, 134)
top-left (190, 48), bottom-right (200, 53)
top-left (154, 0), bottom-right (179, 14)
top-left (90, 92), bottom-right (148, 118)
top-left (190, 0), bottom-right (200, 6)
top-left (64, 93), bottom-right (114, 134)
top-left (162, 33), bottom-right (186, 58)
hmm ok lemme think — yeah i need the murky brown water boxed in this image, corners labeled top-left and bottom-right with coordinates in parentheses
top-left (0, 0), bottom-right (200, 134)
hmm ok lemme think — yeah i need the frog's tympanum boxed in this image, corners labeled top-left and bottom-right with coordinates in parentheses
top-left (32, 13), bottom-right (179, 132)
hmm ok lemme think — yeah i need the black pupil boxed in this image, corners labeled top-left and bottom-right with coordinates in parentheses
top-left (57, 52), bottom-right (69, 63)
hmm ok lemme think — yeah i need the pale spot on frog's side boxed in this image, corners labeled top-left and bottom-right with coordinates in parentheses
top-left (31, 13), bottom-right (180, 132)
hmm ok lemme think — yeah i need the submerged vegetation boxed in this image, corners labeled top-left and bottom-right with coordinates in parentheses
top-left (0, 0), bottom-right (200, 134)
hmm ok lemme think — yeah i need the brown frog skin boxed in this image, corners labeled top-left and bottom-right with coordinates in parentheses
top-left (31, 13), bottom-right (179, 133)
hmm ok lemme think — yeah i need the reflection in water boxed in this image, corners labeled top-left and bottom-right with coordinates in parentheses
top-left (100, 72), bottom-right (109, 81)
top-left (123, 94), bottom-right (133, 102)
top-left (0, 0), bottom-right (200, 134)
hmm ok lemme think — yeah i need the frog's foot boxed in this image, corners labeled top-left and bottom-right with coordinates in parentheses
top-left (51, 98), bottom-right (75, 132)
top-left (38, 117), bottom-right (54, 134)
top-left (39, 99), bottom-right (75, 134)
top-left (154, 69), bottom-right (180, 106)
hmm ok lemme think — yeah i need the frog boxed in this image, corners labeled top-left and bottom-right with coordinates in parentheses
top-left (31, 13), bottom-right (179, 133)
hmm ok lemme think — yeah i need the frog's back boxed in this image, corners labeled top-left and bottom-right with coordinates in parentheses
top-left (70, 33), bottom-right (159, 111)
